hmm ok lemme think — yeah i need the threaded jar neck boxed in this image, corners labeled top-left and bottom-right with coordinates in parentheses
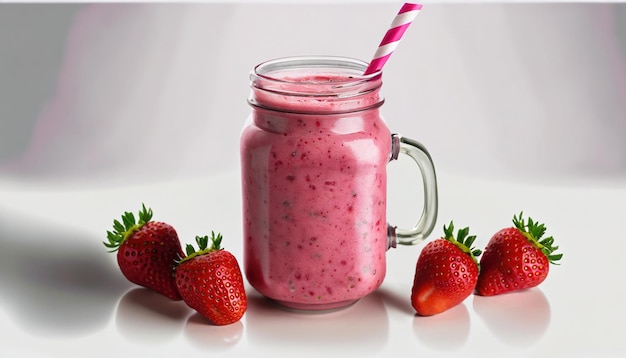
top-left (248, 56), bottom-right (384, 115)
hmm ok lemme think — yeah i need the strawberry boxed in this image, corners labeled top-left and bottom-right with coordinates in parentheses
top-left (476, 212), bottom-right (562, 296)
top-left (175, 232), bottom-right (247, 325)
top-left (411, 222), bottom-right (482, 316)
top-left (104, 204), bottom-right (183, 300)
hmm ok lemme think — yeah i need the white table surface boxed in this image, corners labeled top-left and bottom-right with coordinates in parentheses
top-left (1, 167), bottom-right (625, 357)
top-left (1, 3), bottom-right (626, 357)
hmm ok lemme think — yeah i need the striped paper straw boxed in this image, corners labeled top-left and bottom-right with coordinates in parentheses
top-left (363, 3), bottom-right (423, 75)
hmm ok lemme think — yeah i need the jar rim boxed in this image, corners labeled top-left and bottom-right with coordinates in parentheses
top-left (252, 56), bottom-right (382, 85)
top-left (249, 56), bottom-right (384, 114)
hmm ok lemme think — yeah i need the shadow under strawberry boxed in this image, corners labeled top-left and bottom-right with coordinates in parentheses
top-left (0, 208), bottom-right (131, 338)
top-left (115, 287), bottom-right (192, 345)
top-left (412, 303), bottom-right (470, 351)
top-left (184, 313), bottom-right (243, 350)
top-left (473, 288), bottom-right (551, 348)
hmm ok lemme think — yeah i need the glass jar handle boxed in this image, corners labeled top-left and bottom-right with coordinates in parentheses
top-left (387, 134), bottom-right (438, 248)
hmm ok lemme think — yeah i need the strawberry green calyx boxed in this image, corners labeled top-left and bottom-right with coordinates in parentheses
top-left (103, 203), bottom-right (153, 253)
top-left (177, 231), bottom-right (223, 265)
top-left (443, 221), bottom-right (482, 265)
top-left (512, 211), bottom-right (563, 265)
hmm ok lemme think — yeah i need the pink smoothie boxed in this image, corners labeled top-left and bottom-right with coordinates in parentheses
top-left (241, 69), bottom-right (391, 310)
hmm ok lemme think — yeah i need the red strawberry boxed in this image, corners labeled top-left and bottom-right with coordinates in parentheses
top-left (175, 232), bottom-right (247, 325)
top-left (104, 204), bottom-right (183, 300)
top-left (411, 222), bottom-right (482, 316)
top-left (476, 212), bottom-right (562, 296)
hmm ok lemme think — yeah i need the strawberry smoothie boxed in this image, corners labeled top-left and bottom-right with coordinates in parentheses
top-left (241, 57), bottom-right (391, 310)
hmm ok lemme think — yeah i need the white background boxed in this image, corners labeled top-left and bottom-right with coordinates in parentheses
top-left (1, 2), bottom-right (625, 357)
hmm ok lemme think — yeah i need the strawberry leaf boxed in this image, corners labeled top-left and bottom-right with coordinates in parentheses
top-left (457, 227), bottom-right (469, 243)
top-left (441, 221), bottom-right (481, 265)
top-left (138, 203), bottom-right (153, 225)
top-left (196, 235), bottom-right (209, 251)
top-left (465, 234), bottom-right (477, 249)
top-left (548, 253), bottom-right (563, 264)
top-left (122, 212), bottom-right (135, 229)
top-left (512, 212), bottom-right (562, 265)
top-left (210, 231), bottom-right (223, 250)
top-left (103, 203), bottom-right (153, 253)
top-left (443, 221), bottom-right (455, 240)
top-left (185, 244), bottom-right (195, 257)
top-left (176, 231), bottom-right (224, 266)
top-left (113, 220), bottom-right (125, 234)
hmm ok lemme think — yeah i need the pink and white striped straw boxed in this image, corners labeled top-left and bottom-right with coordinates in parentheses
top-left (363, 3), bottom-right (423, 75)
